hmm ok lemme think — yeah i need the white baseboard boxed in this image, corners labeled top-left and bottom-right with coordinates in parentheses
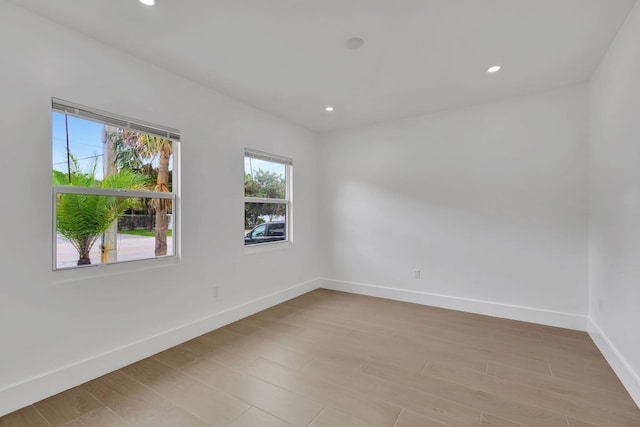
top-left (319, 278), bottom-right (587, 331)
top-left (0, 278), bottom-right (321, 417)
top-left (11, 278), bottom-right (631, 418)
top-left (588, 319), bottom-right (640, 408)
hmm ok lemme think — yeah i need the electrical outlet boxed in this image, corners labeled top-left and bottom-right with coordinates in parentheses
top-left (414, 269), bottom-right (421, 280)
top-left (212, 286), bottom-right (219, 299)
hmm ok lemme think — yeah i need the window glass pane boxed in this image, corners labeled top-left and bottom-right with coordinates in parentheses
top-left (244, 202), bottom-right (286, 245)
top-left (55, 194), bottom-right (173, 269)
top-left (52, 112), bottom-right (173, 192)
top-left (252, 224), bottom-right (267, 237)
top-left (244, 157), bottom-right (285, 199)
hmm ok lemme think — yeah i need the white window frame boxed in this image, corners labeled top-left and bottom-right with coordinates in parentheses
top-left (244, 148), bottom-right (293, 248)
top-left (52, 98), bottom-right (181, 270)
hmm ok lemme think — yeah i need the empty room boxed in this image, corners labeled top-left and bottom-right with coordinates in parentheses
top-left (1, 0), bottom-right (639, 426)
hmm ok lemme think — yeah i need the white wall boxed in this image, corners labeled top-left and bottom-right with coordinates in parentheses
top-left (320, 85), bottom-right (589, 328)
top-left (588, 0), bottom-right (640, 406)
top-left (0, 1), bottom-right (320, 415)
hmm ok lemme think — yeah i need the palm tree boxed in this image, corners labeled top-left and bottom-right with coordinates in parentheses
top-left (53, 156), bottom-right (146, 265)
top-left (108, 130), bottom-right (173, 256)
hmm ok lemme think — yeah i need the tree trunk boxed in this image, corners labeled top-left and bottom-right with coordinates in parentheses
top-left (77, 239), bottom-right (92, 265)
top-left (155, 209), bottom-right (167, 256)
top-left (154, 147), bottom-right (171, 256)
top-left (102, 126), bottom-right (118, 263)
top-left (147, 203), bottom-right (154, 231)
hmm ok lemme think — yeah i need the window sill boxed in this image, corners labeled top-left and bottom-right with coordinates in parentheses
top-left (244, 241), bottom-right (292, 255)
top-left (50, 255), bottom-right (179, 286)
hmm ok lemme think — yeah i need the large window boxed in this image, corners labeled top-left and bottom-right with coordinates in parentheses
top-left (244, 149), bottom-right (292, 246)
top-left (52, 98), bottom-right (180, 270)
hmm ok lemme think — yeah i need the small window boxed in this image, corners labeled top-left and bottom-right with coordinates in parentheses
top-left (244, 149), bottom-right (292, 246)
top-left (52, 99), bottom-right (180, 270)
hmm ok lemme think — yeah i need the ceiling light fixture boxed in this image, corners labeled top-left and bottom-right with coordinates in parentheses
top-left (345, 37), bottom-right (365, 50)
top-left (139, 0), bottom-right (156, 6)
top-left (325, 106), bottom-right (334, 112)
top-left (487, 65), bottom-right (501, 73)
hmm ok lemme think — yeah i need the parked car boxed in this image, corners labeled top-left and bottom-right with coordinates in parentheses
top-left (244, 221), bottom-right (286, 245)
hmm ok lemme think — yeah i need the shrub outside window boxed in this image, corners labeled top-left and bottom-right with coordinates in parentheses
top-left (244, 149), bottom-right (292, 246)
top-left (52, 98), bottom-right (180, 270)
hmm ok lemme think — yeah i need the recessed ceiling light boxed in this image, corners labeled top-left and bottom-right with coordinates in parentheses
top-left (325, 106), bottom-right (334, 112)
top-left (487, 65), bottom-right (501, 73)
top-left (139, 0), bottom-right (156, 6)
top-left (345, 37), bottom-right (365, 50)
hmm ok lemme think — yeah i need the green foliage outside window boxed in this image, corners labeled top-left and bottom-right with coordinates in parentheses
top-left (244, 169), bottom-right (285, 227)
top-left (53, 156), bottom-right (146, 266)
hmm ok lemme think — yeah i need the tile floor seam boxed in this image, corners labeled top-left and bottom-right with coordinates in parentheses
top-left (116, 367), bottom-right (170, 402)
top-left (101, 368), bottom-right (173, 426)
top-left (217, 357), bottom-right (327, 410)
top-left (271, 362), bottom-right (403, 426)
top-left (56, 406), bottom-right (104, 427)
top-left (304, 406), bottom-right (325, 427)
top-left (496, 361), bottom-right (639, 405)
top-left (106, 407), bottom-right (135, 427)
top-left (379, 361), bottom-right (570, 426)
top-left (150, 353), bottom-right (245, 402)
top-left (263, 405), bottom-right (310, 427)
top-left (480, 371), bottom-right (580, 421)
top-left (77, 386), bottom-right (104, 415)
top-left (141, 360), bottom-right (253, 424)
top-left (175, 357), bottom-right (325, 426)
top-left (391, 407), bottom-right (403, 427)
top-left (31, 404), bottom-right (54, 427)
top-left (297, 356), bottom-right (316, 372)
top-left (220, 404), bottom-right (251, 427)
top-left (355, 367), bottom-right (482, 423)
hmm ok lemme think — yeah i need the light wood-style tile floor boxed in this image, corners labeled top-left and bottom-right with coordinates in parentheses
top-left (2, 289), bottom-right (639, 427)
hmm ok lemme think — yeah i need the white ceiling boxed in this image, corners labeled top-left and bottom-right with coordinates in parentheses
top-left (9, 0), bottom-right (637, 132)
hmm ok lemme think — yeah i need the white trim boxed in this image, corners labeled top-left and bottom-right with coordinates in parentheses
top-left (51, 256), bottom-right (180, 285)
top-left (53, 186), bottom-right (174, 199)
top-left (244, 197), bottom-right (287, 204)
top-left (286, 163), bottom-right (293, 243)
top-left (244, 240), bottom-right (293, 254)
top-left (243, 152), bottom-right (292, 247)
top-left (8, 279), bottom-right (640, 418)
top-left (0, 278), bottom-right (321, 417)
top-left (52, 98), bottom-right (181, 142)
top-left (588, 318), bottom-right (640, 408)
top-left (51, 104), bottom-right (181, 270)
top-left (319, 278), bottom-right (588, 331)
top-left (244, 148), bottom-right (292, 165)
